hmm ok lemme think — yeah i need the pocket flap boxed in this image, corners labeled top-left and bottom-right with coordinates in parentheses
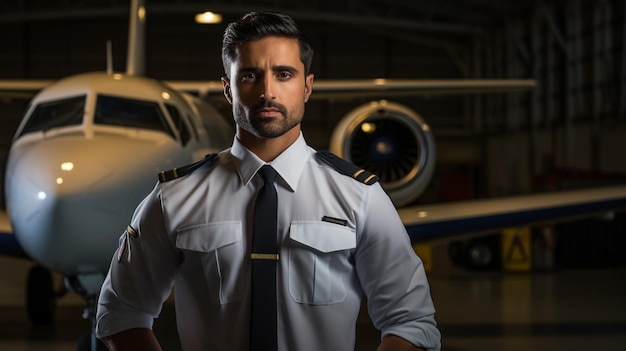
top-left (176, 222), bottom-right (242, 252)
top-left (290, 221), bottom-right (356, 253)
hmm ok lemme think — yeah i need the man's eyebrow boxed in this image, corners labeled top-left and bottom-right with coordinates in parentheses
top-left (273, 65), bottom-right (299, 73)
top-left (237, 67), bottom-right (262, 75)
top-left (237, 65), bottom-right (300, 75)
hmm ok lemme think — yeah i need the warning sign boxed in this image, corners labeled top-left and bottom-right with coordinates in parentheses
top-left (501, 227), bottom-right (532, 271)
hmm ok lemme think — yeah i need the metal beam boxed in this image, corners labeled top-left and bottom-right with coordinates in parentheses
top-left (0, 4), bottom-right (484, 36)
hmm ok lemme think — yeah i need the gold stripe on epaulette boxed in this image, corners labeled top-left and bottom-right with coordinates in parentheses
top-left (158, 168), bottom-right (179, 182)
top-left (364, 174), bottom-right (377, 184)
top-left (126, 225), bottom-right (138, 238)
top-left (353, 169), bottom-right (365, 178)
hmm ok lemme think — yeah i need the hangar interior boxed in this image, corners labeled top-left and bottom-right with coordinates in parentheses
top-left (1, 2), bottom-right (626, 351)
top-left (1, 0), bottom-right (625, 267)
top-left (2, 1), bottom-right (626, 195)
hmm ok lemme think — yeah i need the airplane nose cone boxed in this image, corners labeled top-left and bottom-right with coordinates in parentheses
top-left (6, 135), bottom-right (181, 275)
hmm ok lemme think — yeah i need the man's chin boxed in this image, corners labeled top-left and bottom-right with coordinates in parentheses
top-left (255, 123), bottom-right (301, 140)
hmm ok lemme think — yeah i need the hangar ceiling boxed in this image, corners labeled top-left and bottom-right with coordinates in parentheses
top-left (0, 0), bottom-right (543, 93)
top-left (0, 0), bottom-right (537, 37)
top-left (0, 0), bottom-right (544, 119)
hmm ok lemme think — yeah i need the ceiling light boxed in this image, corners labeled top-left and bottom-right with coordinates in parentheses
top-left (195, 12), bottom-right (223, 24)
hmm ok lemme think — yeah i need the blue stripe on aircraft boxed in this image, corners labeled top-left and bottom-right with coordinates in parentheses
top-left (406, 198), bottom-right (626, 242)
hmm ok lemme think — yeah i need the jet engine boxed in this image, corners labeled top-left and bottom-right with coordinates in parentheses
top-left (330, 100), bottom-right (436, 207)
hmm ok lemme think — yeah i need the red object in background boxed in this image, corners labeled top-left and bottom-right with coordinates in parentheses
top-left (440, 172), bottom-right (471, 202)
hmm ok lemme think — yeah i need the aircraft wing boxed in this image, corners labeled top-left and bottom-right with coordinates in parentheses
top-left (167, 78), bottom-right (536, 101)
top-left (1, 77), bottom-right (534, 102)
top-left (309, 78), bottom-right (536, 100)
top-left (0, 79), bottom-right (53, 99)
top-left (0, 210), bottom-right (29, 259)
top-left (400, 184), bottom-right (626, 243)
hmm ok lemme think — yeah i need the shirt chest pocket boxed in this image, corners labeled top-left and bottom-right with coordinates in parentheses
top-left (176, 222), bottom-right (244, 304)
top-left (288, 221), bottom-right (356, 305)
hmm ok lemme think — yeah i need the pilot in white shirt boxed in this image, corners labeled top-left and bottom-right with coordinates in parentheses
top-left (96, 134), bottom-right (440, 351)
top-left (96, 11), bottom-right (440, 351)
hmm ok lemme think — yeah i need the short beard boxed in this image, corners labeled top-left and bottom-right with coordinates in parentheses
top-left (234, 100), bottom-right (303, 139)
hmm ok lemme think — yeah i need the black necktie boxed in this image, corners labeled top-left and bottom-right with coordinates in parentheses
top-left (250, 165), bottom-right (278, 351)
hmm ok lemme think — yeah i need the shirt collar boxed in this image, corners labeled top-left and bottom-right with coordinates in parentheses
top-left (229, 132), bottom-right (312, 192)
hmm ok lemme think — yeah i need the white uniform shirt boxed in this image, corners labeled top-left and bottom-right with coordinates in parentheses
top-left (96, 133), bottom-right (441, 351)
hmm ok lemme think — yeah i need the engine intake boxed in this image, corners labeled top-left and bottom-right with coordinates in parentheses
top-left (330, 100), bottom-right (436, 207)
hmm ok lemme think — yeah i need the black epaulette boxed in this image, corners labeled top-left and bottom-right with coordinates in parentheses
top-left (316, 150), bottom-right (379, 185)
top-left (158, 153), bottom-right (218, 182)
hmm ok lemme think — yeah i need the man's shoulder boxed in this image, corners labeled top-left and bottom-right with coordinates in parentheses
top-left (157, 153), bottom-right (220, 183)
top-left (315, 150), bottom-right (379, 185)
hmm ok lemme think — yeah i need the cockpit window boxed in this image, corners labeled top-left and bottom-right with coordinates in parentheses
top-left (19, 95), bottom-right (85, 136)
top-left (165, 103), bottom-right (191, 146)
top-left (95, 95), bottom-right (174, 138)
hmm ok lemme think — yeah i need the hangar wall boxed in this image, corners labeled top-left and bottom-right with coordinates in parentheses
top-left (1, 1), bottom-right (626, 208)
top-left (479, 0), bottom-right (626, 196)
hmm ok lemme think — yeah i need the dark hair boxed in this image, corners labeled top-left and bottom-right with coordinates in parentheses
top-left (221, 12), bottom-right (314, 78)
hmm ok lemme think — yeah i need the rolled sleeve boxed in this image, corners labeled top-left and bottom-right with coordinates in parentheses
top-left (96, 292), bottom-right (155, 338)
top-left (96, 185), bottom-right (179, 339)
top-left (356, 184), bottom-right (441, 351)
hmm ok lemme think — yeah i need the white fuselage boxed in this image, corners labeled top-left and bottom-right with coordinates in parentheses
top-left (5, 72), bottom-right (232, 276)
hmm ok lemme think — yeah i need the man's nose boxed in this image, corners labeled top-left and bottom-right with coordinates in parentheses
top-left (260, 77), bottom-right (275, 101)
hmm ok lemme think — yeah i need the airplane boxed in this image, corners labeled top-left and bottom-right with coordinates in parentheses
top-left (2, 0), bottom-right (626, 350)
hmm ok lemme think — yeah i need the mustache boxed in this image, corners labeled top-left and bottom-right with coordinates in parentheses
top-left (252, 100), bottom-right (287, 115)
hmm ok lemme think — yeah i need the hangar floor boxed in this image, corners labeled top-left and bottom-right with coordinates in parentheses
top-left (1, 252), bottom-right (625, 351)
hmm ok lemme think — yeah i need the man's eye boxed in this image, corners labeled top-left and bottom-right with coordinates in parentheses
top-left (277, 72), bottom-right (293, 80)
top-left (240, 73), bottom-right (257, 82)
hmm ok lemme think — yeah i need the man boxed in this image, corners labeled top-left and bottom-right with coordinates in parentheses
top-left (96, 11), bottom-right (441, 351)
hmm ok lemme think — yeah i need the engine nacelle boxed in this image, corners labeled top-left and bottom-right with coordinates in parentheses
top-left (330, 100), bottom-right (436, 207)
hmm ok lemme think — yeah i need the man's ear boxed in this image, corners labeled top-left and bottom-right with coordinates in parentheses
top-left (221, 77), bottom-right (233, 104)
top-left (304, 73), bottom-right (314, 103)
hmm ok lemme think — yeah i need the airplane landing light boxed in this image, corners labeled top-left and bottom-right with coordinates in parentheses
top-left (61, 162), bottom-right (74, 171)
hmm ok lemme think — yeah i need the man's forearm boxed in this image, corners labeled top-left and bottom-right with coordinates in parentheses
top-left (377, 334), bottom-right (425, 351)
top-left (101, 328), bottom-right (163, 351)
